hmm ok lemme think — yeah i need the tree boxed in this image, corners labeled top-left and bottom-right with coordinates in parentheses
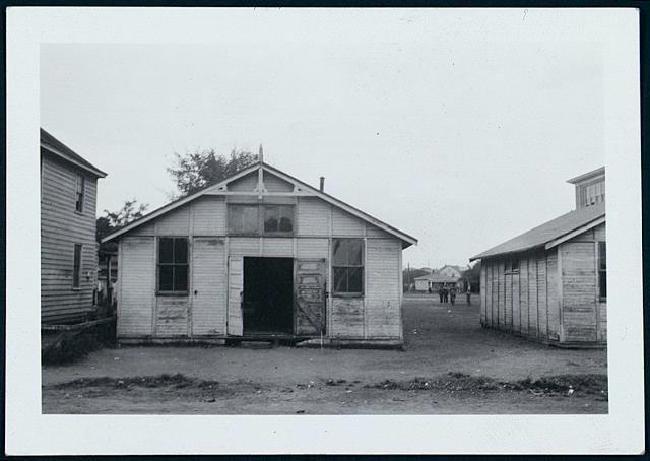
top-left (168, 148), bottom-right (258, 197)
top-left (96, 199), bottom-right (149, 248)
top-left (462, 261), bottom-right (481, 293)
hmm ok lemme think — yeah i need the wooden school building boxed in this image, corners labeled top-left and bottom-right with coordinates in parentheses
top-left (41, 128), bottom-right (107, 325)
top-left (470, 168), bottom-right (606, 346)
top-left (103, 155), bottom-right (416, 346)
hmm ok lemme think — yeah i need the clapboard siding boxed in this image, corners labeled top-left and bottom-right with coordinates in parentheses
top-left (192, 238), bottom-right (226, 335)
top-left (528, 254), bottom-right (538, 337)
top-left (366, 239), bottom-right (401, 338)
top-left (41, 154), bottom-right (99, 324)
top-left (479, 265), bottom-right (487, 325)
top-left (520, 258), bottom-right (529, 335)
top-left (297, 197), bottom-right (331, 236)
top-left (192, 196), bottom-right (226, 235)
top-left (297, 238), bottom-right (329, 259)
top-left (156, 296), bottom-right (189, 337)
top-left (263, 173), bottom-right (294, 192)
top-left (228, 172), bottom-right (258, 191)
top-left (118, 237), bottom-right (154, 337)
top-left (330, 298), bottom-right (364, 337)
top-left (261, 238), bottom-right (294, 257)
top-left (155, 205), bottom-right (190, 235)
top-left (332, 207), bottom-right (365, 236)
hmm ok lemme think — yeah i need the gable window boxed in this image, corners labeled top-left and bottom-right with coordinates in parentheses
top-left (598, 242), bottom-right (606, 300)
top-left (157, 237), bottom-right (189, 293)
top-left (229, 205), bottom-right (258, 235)
top-left (263, 205), bottom-right (294, 235)
top-left (72, 244), bottom-right (82, 288)
top-left (332, 239), bottom-right (364, 296)
top-left (75, 174), bottom-right (85, 212)
top-left (228, 204), bottom-right (295, 236)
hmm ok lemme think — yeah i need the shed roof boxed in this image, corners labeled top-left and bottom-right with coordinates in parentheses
top-left (41, 128), bottom-right (107, 178)
top-left (103, 161), bottom-right (417, 247)
top-left (469, 202), bottom-right (605, 261)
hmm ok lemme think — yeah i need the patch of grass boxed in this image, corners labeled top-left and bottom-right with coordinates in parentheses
top-left (54, 373), bottom-right (220, 390)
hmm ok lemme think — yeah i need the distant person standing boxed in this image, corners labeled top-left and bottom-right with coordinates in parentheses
top-left (438, 287), bottom-right (444, 303)
top-left (466, 286), bottom-right (471, 305)
top-left (450, 286), bottom-right (457, 306)
top-left (442, 287), bottom-right (449, 303)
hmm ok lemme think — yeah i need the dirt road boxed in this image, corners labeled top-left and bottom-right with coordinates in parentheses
top-left (42, 298), bottom-right (607, 414)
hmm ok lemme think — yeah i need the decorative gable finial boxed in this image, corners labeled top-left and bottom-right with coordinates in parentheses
top-left (259, 144), bottom-right (264, 165)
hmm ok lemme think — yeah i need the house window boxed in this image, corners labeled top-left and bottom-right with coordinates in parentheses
top-left (228, 204), bottom-right (295, 236)
top-left (228, 205), bottom-right (258, 235)
top-left (598, 242), bottom-right (606, 300)
top-left (332, 239), bottom-right (364, 296)
top-left (75, 174), bottom-right (85, 212)
top-left (157, 237), bottom-right (189, 293)
top-left (263, 205), bottom-right (294, 235)
top-left (510, 258), bottom-right (519, 272)
top-left (72, 244), bottom-right (82, 288)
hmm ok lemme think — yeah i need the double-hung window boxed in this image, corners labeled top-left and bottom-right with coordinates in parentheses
top-left (157, 237), bottom-right (189, 293)
top-left (332, 239), bottom-right (364, 296)
top-left (598, 242), bottom-right (606, 300)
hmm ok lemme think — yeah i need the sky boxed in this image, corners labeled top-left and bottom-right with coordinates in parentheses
top-left (40, 9), bottom-right (607, 269)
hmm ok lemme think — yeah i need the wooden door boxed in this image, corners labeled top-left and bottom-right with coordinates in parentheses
top-left (191, 238), bottom-right (224, 336)
top-left (228, 256), bottom-right (244, 336)
top-left (295, 259), bottom-right (326, 336)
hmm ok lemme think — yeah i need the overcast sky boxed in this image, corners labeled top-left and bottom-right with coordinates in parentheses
top-left (41, 9), bottom-right (607, 268)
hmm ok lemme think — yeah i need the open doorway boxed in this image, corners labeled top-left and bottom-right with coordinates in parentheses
top-left (243, 257), bottom-right (294, 335)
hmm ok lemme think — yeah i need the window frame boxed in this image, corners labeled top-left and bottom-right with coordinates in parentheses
top-left (75, 174), bottom-right (85, 213)
top-left (72, 244), bottom-right (82, 289)
top-left (331, 238), bottom-right (365, 298)
top-left (156, 237), bottom-right (190, 296)
top-left (227, 204), bottom-right (296, 237)
top-left (598, 241), bottom-right (606, 301)
top-left (262, 204), bottom-right (295, 236)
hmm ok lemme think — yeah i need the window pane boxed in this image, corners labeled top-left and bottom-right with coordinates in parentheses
top-left (264, 206), bottom-right (279, 233)
top-left (159, 265), bottom-right (174, 291)
top-left (279, 216), bottom-right (293, 232)
top-left (174, 265), bottom-right (189, 291)
top-left (333, 267), bottom-right (348, 293)
top-left (174, 238), bottom-right (188, 263)
top-left (333, 239), bottom-right (348, 265)
top-left (347, 267), bottom-right (363, 293)
top-left (159, 238), bottom-right (174, 263)
top-left (512, 259), bottom-right (519, 271)
top-left (348, 240), bottom-right (363, 265)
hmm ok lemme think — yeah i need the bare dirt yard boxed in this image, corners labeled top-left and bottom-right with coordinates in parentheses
top-left (42, 296), bottom-right (608, 414)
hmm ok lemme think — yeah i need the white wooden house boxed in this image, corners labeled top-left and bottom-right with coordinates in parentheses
top-left (41, 128), bottom-right (107, 324)
top-left (103, 159), bottom-right (416, 346)
top-left (470, 167), bottom-right (606, 346)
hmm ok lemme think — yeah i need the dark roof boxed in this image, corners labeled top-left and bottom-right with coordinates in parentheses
top-left (470, 202), bottom-right (605, 261)
top-left (41, 128), bottom-right (107, 178)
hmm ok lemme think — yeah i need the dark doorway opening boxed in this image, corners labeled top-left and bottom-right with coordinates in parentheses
top-left (243, 257), bottom-right (294, 335)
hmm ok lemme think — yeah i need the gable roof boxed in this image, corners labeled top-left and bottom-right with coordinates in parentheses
top-left (469, 202), bottom-right (605, 261)
top-left (40, 128), bottom-right (107, 178)
top-left (102, 161), bottom-right (417, 247)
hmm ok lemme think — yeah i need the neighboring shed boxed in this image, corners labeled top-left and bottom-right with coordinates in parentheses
top-left (470, 168), bottom-right (606, 346)
top-left (103, 157), bottom-right (416, 347)
top-left (41, 128), bottom-right (107, 324)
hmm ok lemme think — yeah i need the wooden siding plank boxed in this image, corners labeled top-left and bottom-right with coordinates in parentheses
top-left (118, 237), bottom-right (154, 337)
top-left (191, 238), bottom-right (226, 336)
top-left (366, 239), bottom-right (401, 338)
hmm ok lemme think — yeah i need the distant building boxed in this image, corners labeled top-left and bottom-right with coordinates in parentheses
top-left (413, 265), bottom-right (465, 292)
top-left (470, 167), bottom-right (606, 346)
top-left (41, 129), bottom-right (107, 325)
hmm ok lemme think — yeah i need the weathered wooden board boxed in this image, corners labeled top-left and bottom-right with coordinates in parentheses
top-left (191, 238), bottom-right (226, 336)
top-left (366, 239), bottom-right (401, 338)
top-left (561, 241), bottom-right (597, 342)
top-left (118, 237), bottom-right (154, 337)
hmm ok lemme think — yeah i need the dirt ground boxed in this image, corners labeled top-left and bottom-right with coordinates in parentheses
top-left (42, 296), bottom-right (608, 414)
